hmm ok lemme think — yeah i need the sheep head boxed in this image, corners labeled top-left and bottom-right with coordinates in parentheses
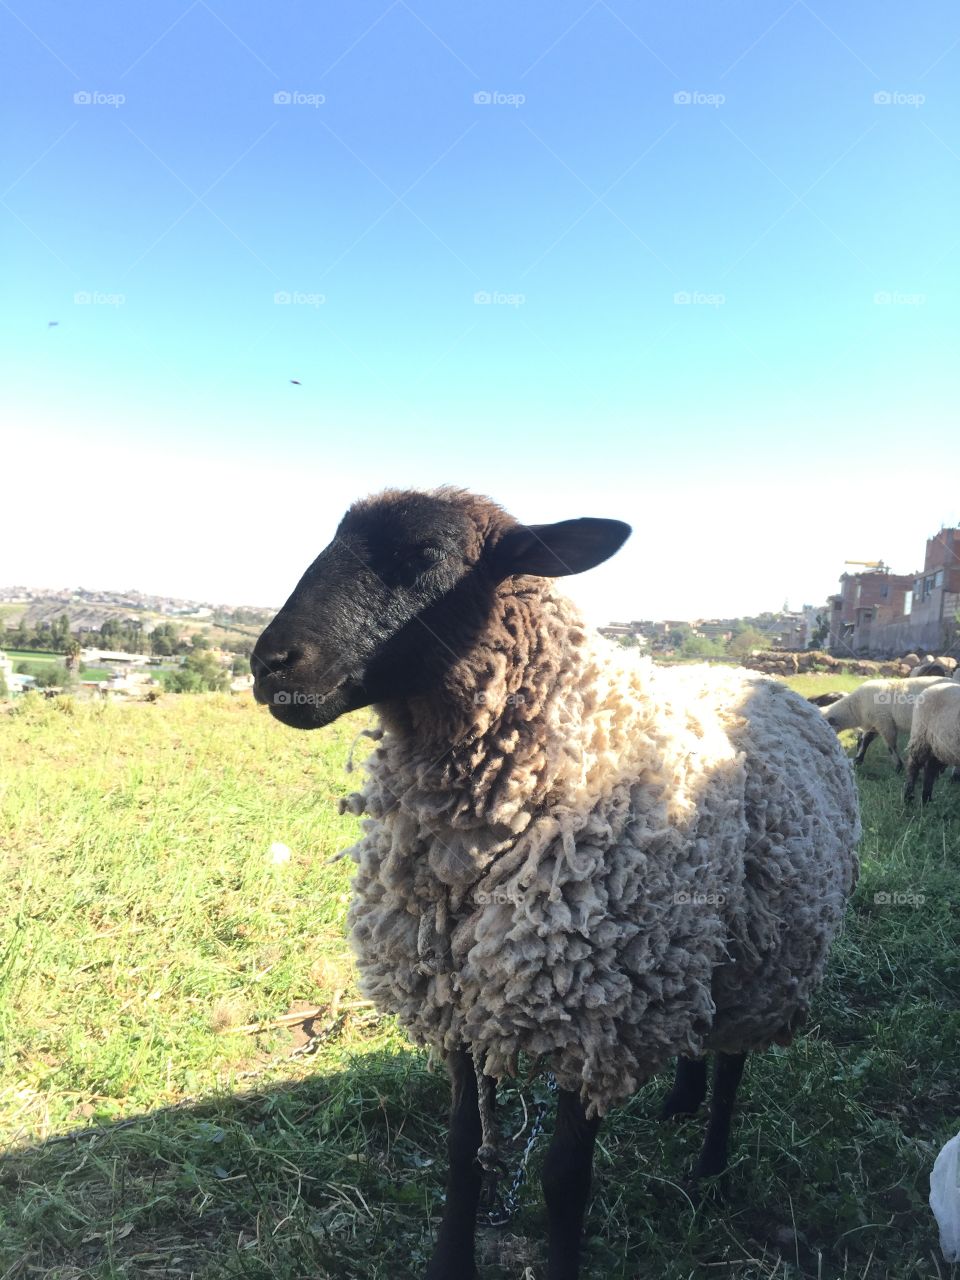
top-left (251, 486), bottom-right (630, 729)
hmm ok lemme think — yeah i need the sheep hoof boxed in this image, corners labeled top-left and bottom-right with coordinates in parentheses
top-left (688, 1162), bottom-right (729, 1202)
top-left (660, 1094), bottom-right (703, 1122)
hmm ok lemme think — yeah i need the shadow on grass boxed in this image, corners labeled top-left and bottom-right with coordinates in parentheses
top-left (2, 1030), bottom-right (956, 1280)
top-left (0, 1049), bottom-right (452, 1280)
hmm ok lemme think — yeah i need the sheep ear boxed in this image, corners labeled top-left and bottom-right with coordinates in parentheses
top-left (492, 518), bottom-right (631, 579)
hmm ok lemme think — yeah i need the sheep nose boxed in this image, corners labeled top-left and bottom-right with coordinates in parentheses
top-left (251, 645), bottom-right (301, 678)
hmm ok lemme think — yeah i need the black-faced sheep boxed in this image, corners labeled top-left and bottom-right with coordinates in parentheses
top-left (251, 487), bottom-right (861, 1280)
top-left (902, 680), bottom-right (960, 802)
top-left (821, 676), bottom-right (954, 771)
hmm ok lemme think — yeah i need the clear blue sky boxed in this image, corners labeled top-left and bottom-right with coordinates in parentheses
top-left (3, 1), bottom-right (958, 621)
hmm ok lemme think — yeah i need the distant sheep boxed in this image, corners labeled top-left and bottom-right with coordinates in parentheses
top-left (822, 676), bottom-right (954, 771)
top-left (251, 486), bottom-right (861, 1280)
top-left (912, 660), bottom-right (949, 677)
top-left (903, 681), bottom-right (960, 802)
top-left (806, 691), bottom-right (846, 707)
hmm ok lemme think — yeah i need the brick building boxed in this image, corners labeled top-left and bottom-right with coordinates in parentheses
top-left (827, 526), bottom-right (960, 656)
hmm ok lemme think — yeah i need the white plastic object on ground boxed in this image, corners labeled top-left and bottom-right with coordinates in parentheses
top-left (930, 1130), bottom-right (960, 1261)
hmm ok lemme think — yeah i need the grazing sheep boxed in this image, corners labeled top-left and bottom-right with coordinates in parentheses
top-left (806, 691), bottom-right (846, 707)
top-left (251, 487), bottom-right (861, 1280)
top-left (912, 660), bottom-right (949, 677)
top-left (903, 680), bottom-right (960, 802)
top-left (821, 676), bottom-right (954, 771)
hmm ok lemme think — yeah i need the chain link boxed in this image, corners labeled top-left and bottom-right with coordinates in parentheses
top-left (477, 1074), bottom-right (557, 1228)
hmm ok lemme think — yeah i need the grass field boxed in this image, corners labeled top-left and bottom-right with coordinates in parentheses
top-left (3, 650), bottom-right (63, 665)
top-left (0, 684), bottom-right (958, 1279)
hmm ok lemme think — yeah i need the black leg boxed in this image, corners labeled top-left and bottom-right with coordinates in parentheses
top-left (542, 1089), bottom-right (601, 1280)
top-left (425, 1050), bottom-right (493, 1280)
top-left (921, 756), bottom-right (943, 803)
top-left (660, 1055), bottom-right (708, 1120)
top-left (853, 728), bottom-right (876, 765)
top-left (903, 750), bottom-right (922, 803)
top-left (692, 1051), bottom-right (747, 1181)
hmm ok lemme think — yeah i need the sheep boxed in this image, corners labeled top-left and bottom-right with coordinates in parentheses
top-left (806, 690), bottom-right (845, 707)
top-left (902, 680), bottom-right (960, 802)
top-left (820, 676), bottom-right (954, 771)
top-left (251, 487), bottom-right (861, 1280)
top-left (912, 660), bottom-right (949, 677)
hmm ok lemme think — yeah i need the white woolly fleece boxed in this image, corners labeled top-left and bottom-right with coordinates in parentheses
top-left (824, 676), bottom-right (954, 740)
top-left (906, 680), bottom-right (960, 770)
top-left (345, 591), bottom-right (861, 1116)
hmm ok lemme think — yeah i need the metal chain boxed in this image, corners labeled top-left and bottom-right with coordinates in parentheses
top-left (477, 1074), bottom-right (557, 1228)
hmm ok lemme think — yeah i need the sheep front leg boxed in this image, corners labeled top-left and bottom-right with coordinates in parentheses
top-left (692, 1051), bottom-right (747, 1180)
top-left (880, 724), bottom-right (903, 771)
top-left (903, 748), bottom-right (923, 802)
top-left (660, 1055), bottom-right (708, 1119)
top-left (543, 1089), bottom-right (601, 1280)
top-left (921, 755), bottom-right (944, 803)
top-left (853, 728), bottom-right (876, 765)
top-left (425, 1049), bottom-right (492, 1280)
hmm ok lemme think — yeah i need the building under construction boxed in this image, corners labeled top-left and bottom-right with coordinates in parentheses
top-left (828, 528), bottom-right (960, 657)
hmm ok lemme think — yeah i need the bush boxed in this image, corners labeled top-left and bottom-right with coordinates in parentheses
top-left (680, 633), bottom-right (727, 659)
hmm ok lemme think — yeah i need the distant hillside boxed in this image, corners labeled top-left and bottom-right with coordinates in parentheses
top-left (0, 586), bottom-right (275, 637)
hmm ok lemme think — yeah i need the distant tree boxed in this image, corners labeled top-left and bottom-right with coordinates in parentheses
top-left (681, 633), bottom-right (727, 659)
top-left (161, 668), bottom-right (203, 694)
top-left (808, 613), bottom-right (830, 650)
top-left (190, 633), bottom-right (210, 651)
top-left (22, 662), bottom-right (69, 688)
top-left (161, 650), bottom-right (229, 694)
top-left (728, 627), bottom-right (766, 659)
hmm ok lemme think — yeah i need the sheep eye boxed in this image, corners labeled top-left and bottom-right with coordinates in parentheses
top-left (416, 546), bottom-right (444, 564)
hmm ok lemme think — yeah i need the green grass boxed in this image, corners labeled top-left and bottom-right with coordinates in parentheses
top-left (3, 649), bottom-right (63, 665)
top-left (0, 681), bottom-right (958, 1279)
